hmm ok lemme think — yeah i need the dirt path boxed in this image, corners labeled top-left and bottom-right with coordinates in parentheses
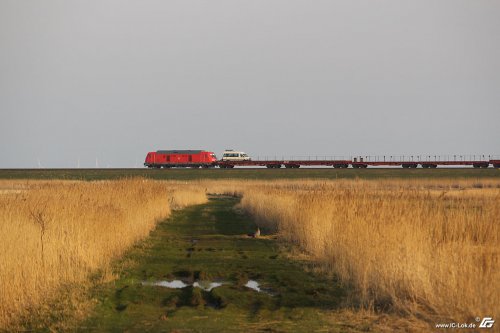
top-left (81, 196), bottom-right (364, 332)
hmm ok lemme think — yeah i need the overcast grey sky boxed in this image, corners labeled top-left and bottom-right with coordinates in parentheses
top-left (1, 1), bottom-right (499, 168)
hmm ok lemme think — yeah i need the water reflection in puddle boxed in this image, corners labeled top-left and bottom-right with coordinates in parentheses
top-left (245, 280), bottom-right (275, 296)
top-left (193, 281), bottom-right (223, 291)
top-left (142, 280), bottom-right (188, 288)
top-left (244, 280), bottom-right (261, 292)
top-left (142, 280), bottom-right (224, 291)
top-left (142, 279), bottom-right (275, 295)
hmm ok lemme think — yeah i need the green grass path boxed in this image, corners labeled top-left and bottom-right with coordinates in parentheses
top-left (81, 196), bottom-right (357, 332)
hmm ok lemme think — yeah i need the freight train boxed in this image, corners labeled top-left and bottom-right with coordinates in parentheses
top-left (144, 150), bottom-right (500, 169)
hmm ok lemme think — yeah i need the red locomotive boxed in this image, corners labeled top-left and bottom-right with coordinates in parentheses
top-left (144, 150), bottom-right (217, 168)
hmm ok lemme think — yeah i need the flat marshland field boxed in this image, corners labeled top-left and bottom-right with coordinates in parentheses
top-left (0, 167), bottom-right (498, 180)
top-left (0, 169), bottom-right (498, 332)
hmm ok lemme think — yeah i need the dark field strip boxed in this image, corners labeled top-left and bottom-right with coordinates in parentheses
top-left (0, 168), bottom-right (499, 180)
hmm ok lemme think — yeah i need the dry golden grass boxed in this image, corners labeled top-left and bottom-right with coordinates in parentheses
top-left (234, 178), bottom-right (500, 324)
top-left (1, 177), bottom-right (498, 330)
top-left (0, 179), bottom-right (207, 330)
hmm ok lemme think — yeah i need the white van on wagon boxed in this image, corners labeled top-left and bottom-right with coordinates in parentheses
top-left (221, 150), bottom-right (251, 161)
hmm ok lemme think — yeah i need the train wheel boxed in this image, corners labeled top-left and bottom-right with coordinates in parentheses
top-left (494, 164), bottom-right (500, 168)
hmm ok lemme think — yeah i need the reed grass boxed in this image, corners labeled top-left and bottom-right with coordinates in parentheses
top-left (236, 178), bottom-right (500, 323)
top-left (1, 177), bottom-right (498, 329)
top-left (0, 179), bottom-right (207, 330)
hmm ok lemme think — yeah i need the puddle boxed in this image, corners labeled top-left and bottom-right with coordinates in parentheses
top-left (193, 281), bottom-right (224, 291)
top-left (142, 280), bottom-right (189, 288)
top-left (244, 280), bottom-right (275, 296)
top-left (244, 280), bottom-right (261, 292)
top-left (142, 279), bottom-right (275, 295)
top-left (142, 280), bottom-right (224, 291)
